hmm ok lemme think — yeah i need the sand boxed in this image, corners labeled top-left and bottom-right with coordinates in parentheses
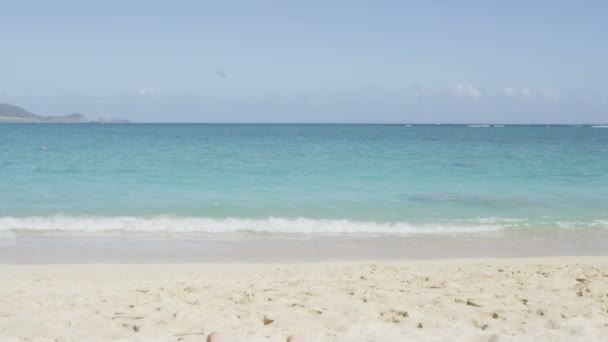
top-left (1, 258), bottom-right (607, 341)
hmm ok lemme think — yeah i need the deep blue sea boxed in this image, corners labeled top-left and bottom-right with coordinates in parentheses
top-left (1, 124), bottom-right (607, 234)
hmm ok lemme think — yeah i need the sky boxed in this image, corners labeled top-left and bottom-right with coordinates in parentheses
top-left (1, 0), bottom-right (607, 123)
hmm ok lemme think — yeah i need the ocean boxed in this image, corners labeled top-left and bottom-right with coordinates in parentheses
top-left (1, 124), bottom-right (607, 235)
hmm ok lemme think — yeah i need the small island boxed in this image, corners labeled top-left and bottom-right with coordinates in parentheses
top-left (0, 103), bottom-right (129, 124)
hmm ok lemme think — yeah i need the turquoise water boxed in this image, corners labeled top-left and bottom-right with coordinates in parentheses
top-left (0, 124), bottom-right (607, 234)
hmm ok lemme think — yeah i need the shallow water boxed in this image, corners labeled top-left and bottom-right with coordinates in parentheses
top-left (1, 124), bottom-right (607, 234)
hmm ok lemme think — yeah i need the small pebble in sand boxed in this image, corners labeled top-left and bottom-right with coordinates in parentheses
top-left (263, 316), bottom-right (274, 325)
top-left (395, 310), bottom-right (408, 317)
top-left (466, 299), bottom-right (481, 307)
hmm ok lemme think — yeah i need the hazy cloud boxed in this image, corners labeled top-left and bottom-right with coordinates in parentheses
top-left (521, 88), bottom-right (534, 100)
top-left (4, 83), bottom-right (605, 124)
top-left (450, 83), bottom-right (482, 100)
top-left (137, 88), bottom-right (158, 96)
top-left (503, 86), bottom-right (560, 102)
top-left (538, 88), bottom-right (560, 102)
top-left (503, 86), bottom-right (516, 98)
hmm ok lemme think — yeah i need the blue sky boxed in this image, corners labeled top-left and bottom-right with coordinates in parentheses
top-left (1, 1), bottom-right (607, 123)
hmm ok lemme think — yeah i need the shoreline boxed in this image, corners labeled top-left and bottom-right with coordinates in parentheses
top-left (2, 229), bottom-right (608, 264)
top-left (2, 257), bottom-right (607, 341)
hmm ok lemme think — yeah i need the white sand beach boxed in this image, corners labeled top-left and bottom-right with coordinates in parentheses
top-left (1, 257), bottom-right (607, 341)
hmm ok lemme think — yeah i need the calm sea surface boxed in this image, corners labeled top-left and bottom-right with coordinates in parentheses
top-left (1, 124), bottom-right (607, 234)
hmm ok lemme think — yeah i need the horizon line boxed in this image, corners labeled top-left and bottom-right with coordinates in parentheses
top-left (2, 122), bottom-right (608, 126)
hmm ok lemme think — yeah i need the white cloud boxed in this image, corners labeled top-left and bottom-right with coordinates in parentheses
top-left (503, 86), bottom-right (516, 98)
top-left (137, 88), bottom-right (158, 96)
top-left (503, 86), bottom-right (534, 100)
top-left (521, 88), bottom-right (534, 100)
top-left (538, 88), bottom-right (560, 102)
top-left (451, 83), bottom-right (482, 100)
top-left (503, 86), bottom-right (559, 102)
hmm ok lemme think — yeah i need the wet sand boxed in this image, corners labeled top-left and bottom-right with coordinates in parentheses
top-left (1, 229), bottom-right (608, 263)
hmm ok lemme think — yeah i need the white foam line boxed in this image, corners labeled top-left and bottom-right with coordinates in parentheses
top-left (0, 215), bottom-right (504, 234)
top-left (1, 216), bottom-right (604, 234)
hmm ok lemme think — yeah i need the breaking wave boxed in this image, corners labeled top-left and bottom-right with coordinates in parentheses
top-left (0, 215), bottom-right (510, 234)
top-left (1, 215), bottom-right (606, 235)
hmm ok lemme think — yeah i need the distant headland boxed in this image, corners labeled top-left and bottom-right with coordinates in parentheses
top-left (0, 103), bottom-right (129, 123)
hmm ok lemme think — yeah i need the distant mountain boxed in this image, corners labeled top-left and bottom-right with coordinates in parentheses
top-left (0, 103), bottom-right (39, 119)
top-left (0, 103), bottom-right (88, 123)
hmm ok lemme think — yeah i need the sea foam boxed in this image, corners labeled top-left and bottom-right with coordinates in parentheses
top-left (0, 215), bottom-right (508, 234)
top-left (1, 215), bottom-right (605, 234)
